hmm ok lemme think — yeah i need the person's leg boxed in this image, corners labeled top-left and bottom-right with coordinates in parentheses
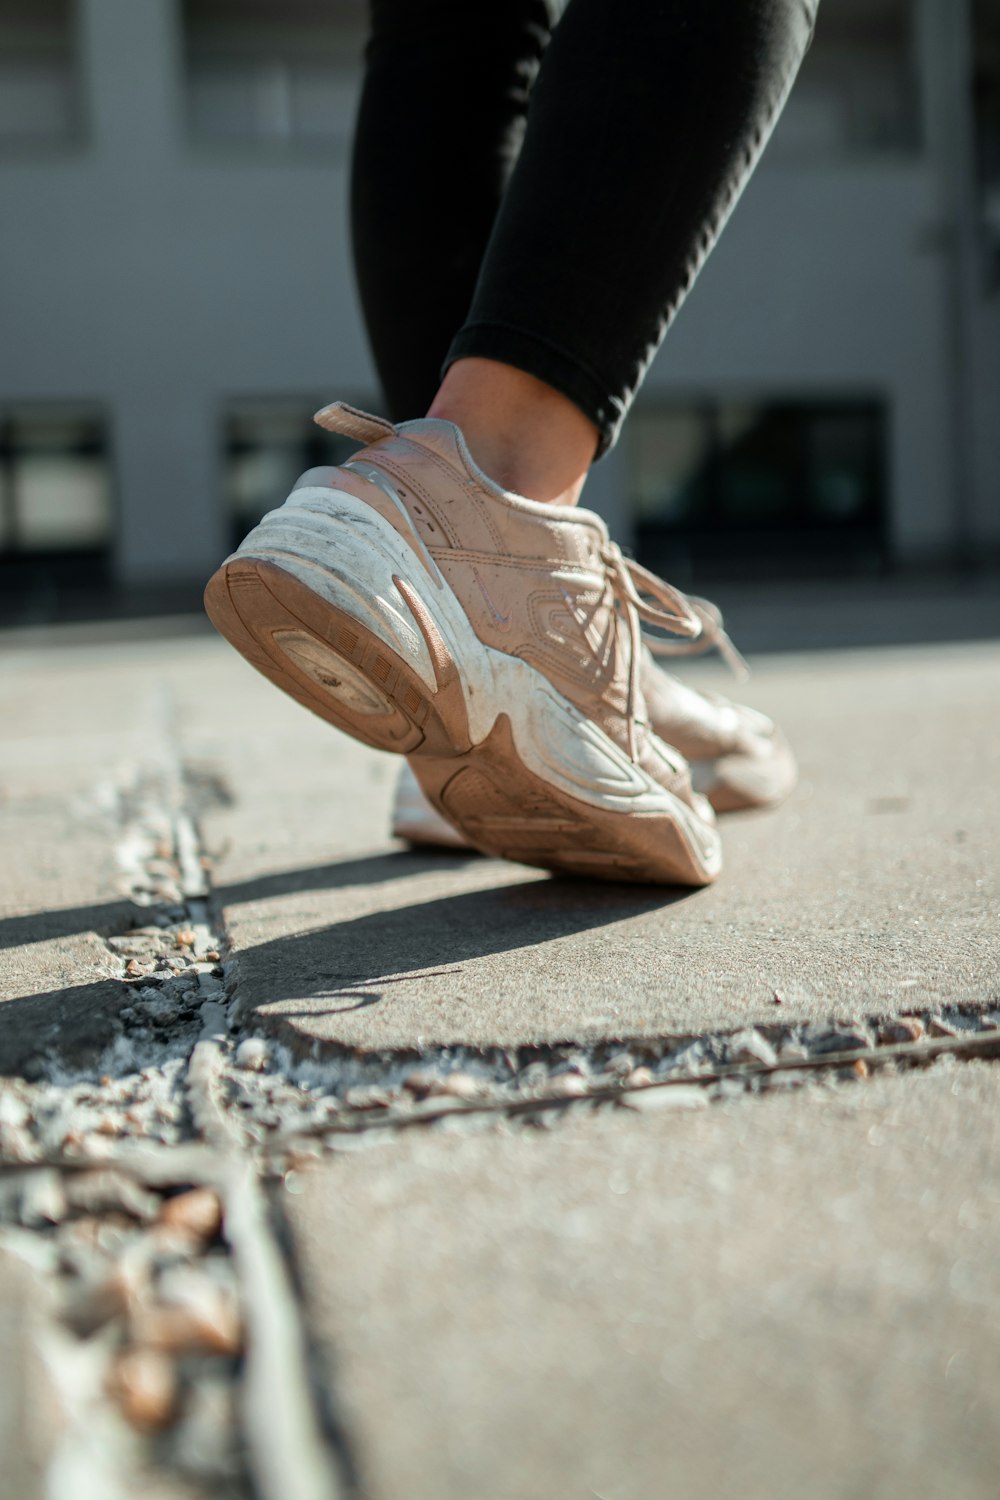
top-left (206, 0), bottom-right (816, 884)
top-left (431, 0), bottom-right (819, 489)
top-left (360, 0), bottom-right (815, 847)
top-left (352, 0), bottom-right (595, 503)
top-left (350, 0), bottom-right (561, 424)
top-left (353, 0), bottom-right (817, 503)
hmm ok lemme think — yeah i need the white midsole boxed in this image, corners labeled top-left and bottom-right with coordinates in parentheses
top-left (230, 486), bottom-right (721, 871)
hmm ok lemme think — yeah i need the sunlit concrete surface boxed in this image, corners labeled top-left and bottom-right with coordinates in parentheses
top-left (1, 625), bottom-right (998, 1500)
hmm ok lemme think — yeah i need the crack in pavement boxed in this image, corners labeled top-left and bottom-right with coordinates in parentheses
top-left (3, 730), bottom-right (1000, 1499)
top-left (1, 715), bottom-right (351, 1500)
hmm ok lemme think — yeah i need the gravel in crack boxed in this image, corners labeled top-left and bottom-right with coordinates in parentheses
top-left (0, 1172), bottom-right (248, 1495)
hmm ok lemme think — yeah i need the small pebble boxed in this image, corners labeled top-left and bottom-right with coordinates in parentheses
top-left (668, 1040), bottom-right (709, 1075)
top-left (728, 1030), bottom-right (778, 1068)
top-left (0, 1092), bottom-right (29, 1129)
top-left (518, 1062), bottom-right (551, 1091)
top-left (343, 1086), bottom-right (393, 1110)
top-left (109, 1348), bottom-right (179, 1432)
top-left (879, 1017), bottom-right (925, 1044)
top-left (158, 1187), bottom-right (223, 1244)
top-left (439, 1072), bottom-right (482, 1101)
top-left (234, 1038), bottom-right (269, 1073)
top-left (626, 1066), bottom-right (655, 1088)
top-left (0, 1125), bottom-right (37, 1163)
top-left (402, 1070), bottom-right (439, 1097)
top-left (133, 1281), bottom-right (242, 1357)
top-left (546, 1074), bottom-right (590, 1099)
top-left (808, 1026), bottom-right (873, 1055)
top-left (19, 1170), bottom-right (68, 1228)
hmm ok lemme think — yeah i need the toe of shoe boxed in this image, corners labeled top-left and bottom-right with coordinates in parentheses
top-left (706, 728), bottom-right (798, 814)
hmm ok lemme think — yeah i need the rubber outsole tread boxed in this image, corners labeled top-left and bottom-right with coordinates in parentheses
top-left (204, 555), bottom-right (717, 886)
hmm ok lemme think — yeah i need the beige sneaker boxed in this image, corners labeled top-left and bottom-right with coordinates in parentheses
top-left (204, 402), bottom-right (727, 885)
top-left (639, 651), bottom-right (796, 813)
top-left (391, 654), bottom-right (796, 847)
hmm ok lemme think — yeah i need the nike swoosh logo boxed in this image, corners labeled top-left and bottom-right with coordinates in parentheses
top-left (474, 569), bottom-right (512, 630)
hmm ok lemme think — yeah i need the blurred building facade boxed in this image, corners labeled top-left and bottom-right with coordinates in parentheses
top-left (0, 0), bottom-right (998, 607)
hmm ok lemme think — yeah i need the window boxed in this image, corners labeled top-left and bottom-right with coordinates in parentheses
top-left (629, 397), bottom-right (888, 580)
top-left (0, 408), bottom-right (113, 562)
top-left (766, 0), bottom-right (921, 162)
top-left (0, 0), bottom-right (82, 147)
top-left (181, 0), bottom-right (366, 150)
top-left (224, 398), bottom-right (370, 547)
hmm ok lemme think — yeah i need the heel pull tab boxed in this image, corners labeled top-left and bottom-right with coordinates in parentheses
top-left (314, 402), bottom-right (395, 444)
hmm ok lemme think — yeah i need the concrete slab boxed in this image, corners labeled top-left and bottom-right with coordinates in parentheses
top-left (4, 636), bottom-right (998, 1063)
top-left (1, 619), bottom-right (998, 1500)
top-left (0, 1244), bottom-right (61, 1499)
top-left (0, 648), bottom-right (169, 1072)
top-left (287, 1063), bottom-right (1000, 1500)
top-left (197, 642), bottom-right (1000, 1050)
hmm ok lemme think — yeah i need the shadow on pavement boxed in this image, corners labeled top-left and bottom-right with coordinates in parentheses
top-left (228, 868), bottom-right (698, 1023)
top-left (1, 849), bottom-right (702, 1073)
top-left (0, 850), bottom-right (480, 953)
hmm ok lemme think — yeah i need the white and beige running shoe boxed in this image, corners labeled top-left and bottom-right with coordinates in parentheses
top-left (204, 402), bottom-right (738, 885)
top-left (638, 650), bottom-right (796, 814)
top-left (391, 652), bottom-right (796, 848)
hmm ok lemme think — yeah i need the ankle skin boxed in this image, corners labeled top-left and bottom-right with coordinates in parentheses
top-left (427, 357), bottom-right (599, 506)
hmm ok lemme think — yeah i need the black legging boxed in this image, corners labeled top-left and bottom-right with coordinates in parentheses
top-left (351, 0), bottom-right (818, 456)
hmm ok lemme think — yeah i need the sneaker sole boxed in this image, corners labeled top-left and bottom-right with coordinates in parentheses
top-left (204, 486), bottom-right (721, 886)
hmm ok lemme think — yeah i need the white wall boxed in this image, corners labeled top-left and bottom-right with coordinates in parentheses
top-left (0, 0), bottom-right (374, 585)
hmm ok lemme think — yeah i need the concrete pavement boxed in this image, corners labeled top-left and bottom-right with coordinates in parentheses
top-left (290, 1063), bottom-right (1000, 1500)
top-left (195, 640), bottom-right (1000, 1051)
top-left (1, 626), bottom-right (999, 1498)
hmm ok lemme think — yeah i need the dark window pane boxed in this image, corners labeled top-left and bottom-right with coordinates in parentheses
top-left (1, 409), bottom-right (112, 554)
top-left (807, 411), bottom-right (877, 521)
top-left (0, 0), bottom-right (81, 145)
top-left (631, 407), bottom-right (711, 525)
top-left (224, 398), bottom-right (369, 546)
top-left (630, 395), bottom-right (887, 579)
top-left (715, 404), bottom-right (799, 524)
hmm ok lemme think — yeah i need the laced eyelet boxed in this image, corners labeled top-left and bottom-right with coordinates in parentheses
top-left (599, 544), bottom-right (749, 763)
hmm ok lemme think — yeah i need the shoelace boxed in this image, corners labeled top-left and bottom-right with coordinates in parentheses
top-left (601, 542), bottom-right (749, 762)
